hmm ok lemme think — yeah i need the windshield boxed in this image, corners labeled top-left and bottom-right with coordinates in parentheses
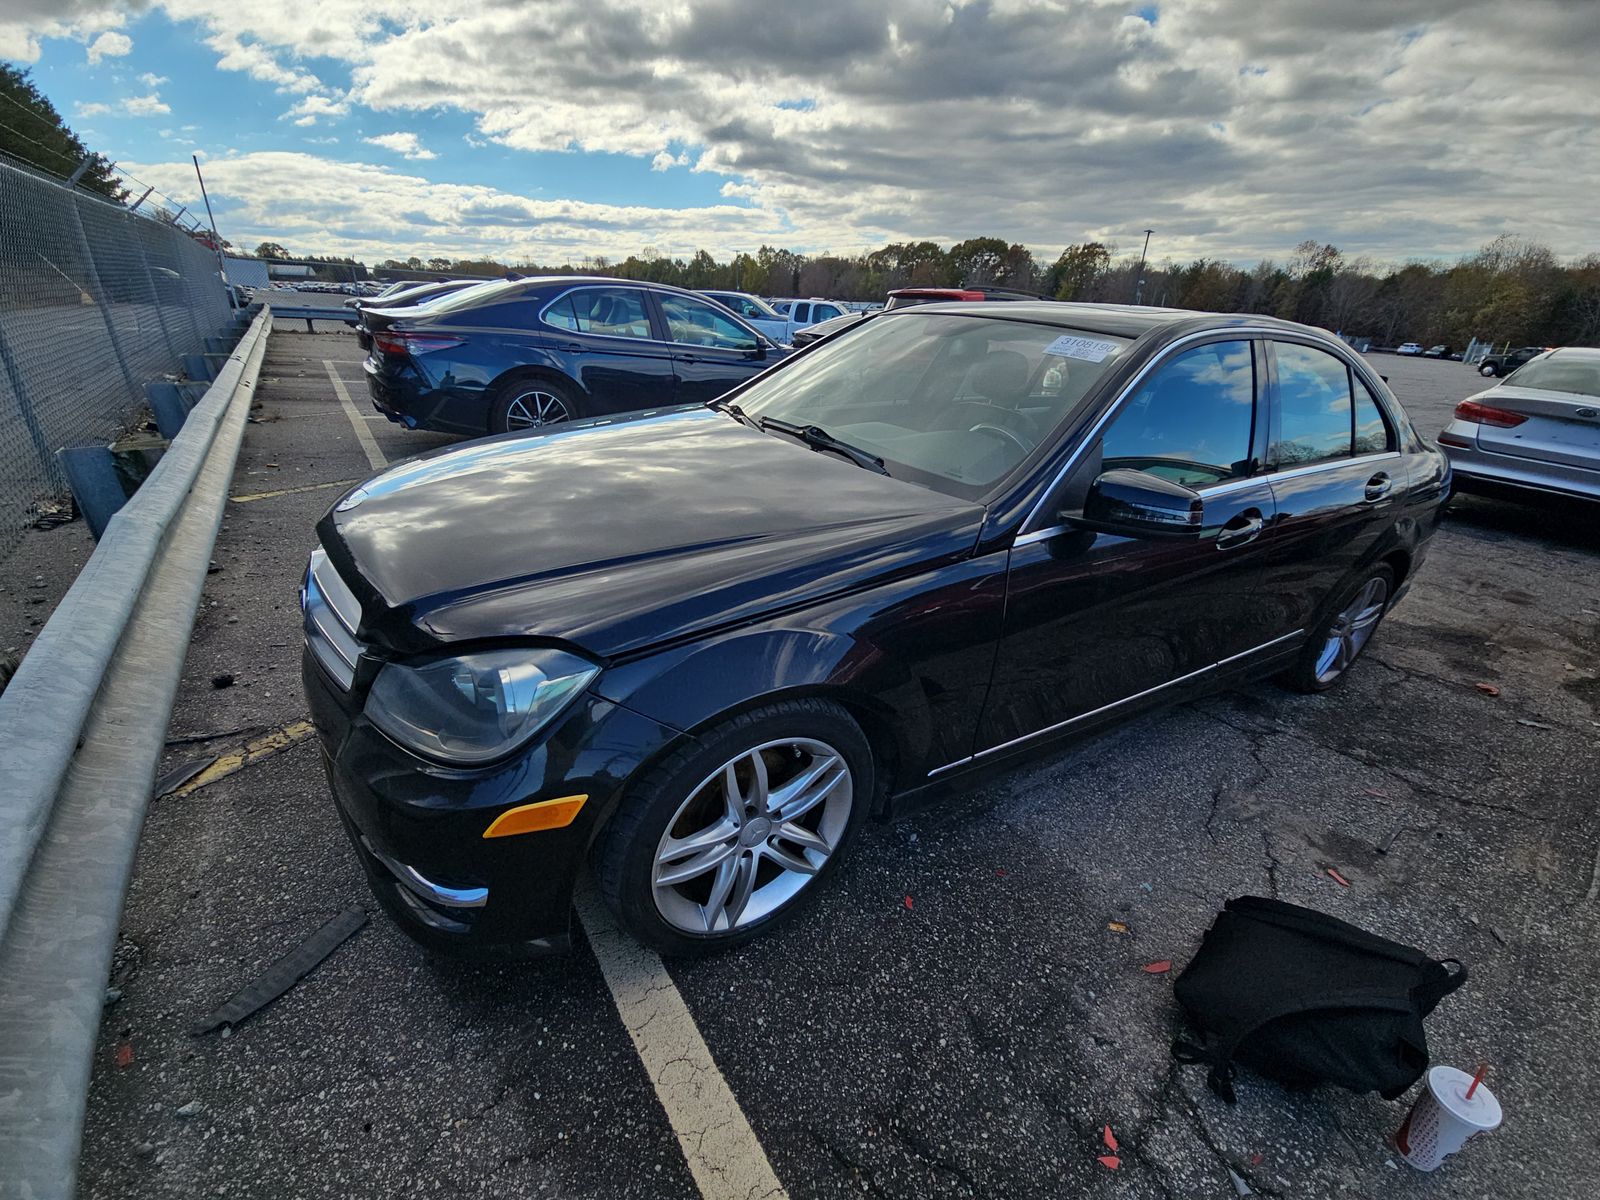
top-left (711, 292), bottom-right (783, 321)
top-left (1505, 355), bottom-right (1600, 398)
top-left (731, 312), bottom-right (1131, 499)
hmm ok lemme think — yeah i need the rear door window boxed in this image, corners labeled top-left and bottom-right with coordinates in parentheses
top-left (657, 293), bottom-right (761, 351)
top-left (1270, 342), bottom-right (1354, 467)
top-left (544, 288), bottom-right (654, 339)
top-left (1353, 377), bottom-right (1394, 454)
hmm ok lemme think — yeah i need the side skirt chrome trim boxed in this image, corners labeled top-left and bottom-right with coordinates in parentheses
top-left (926, 628), bottom-right (1304, 778)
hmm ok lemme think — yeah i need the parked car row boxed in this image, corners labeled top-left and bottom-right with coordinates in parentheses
top-left (306, 297), bottom-right (1452, 957)
top-left (359, 277), bottom-right (791, 434)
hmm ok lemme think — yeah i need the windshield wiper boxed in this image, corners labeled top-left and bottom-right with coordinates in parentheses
top-left (707, 398), bottom-right (758, 428)
top-left (757, 416), bottom-right (889, 475)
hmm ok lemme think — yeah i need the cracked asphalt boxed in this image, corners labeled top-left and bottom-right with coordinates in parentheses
top-left (73, 332), bottom-right (1600, 1198)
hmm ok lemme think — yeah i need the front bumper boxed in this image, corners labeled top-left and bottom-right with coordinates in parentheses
top-left (302, 646), bottom-right (688, 956)
top-left (1439, 421), bottom-right (1600, 503)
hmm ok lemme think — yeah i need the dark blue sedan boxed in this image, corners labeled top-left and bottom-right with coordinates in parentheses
top-left (361, 276), bottom-right (790, 435)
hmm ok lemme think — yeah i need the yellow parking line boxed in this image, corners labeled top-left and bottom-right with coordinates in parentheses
top-left (167, 721), bottom-right (316, 798)
top-left (230, 479), bottom-right (358, 504)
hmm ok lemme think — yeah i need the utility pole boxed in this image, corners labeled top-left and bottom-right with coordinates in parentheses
top-left (1132, 229), bottom-right (1153, 305)
top-left (192, 153), bottom-right (236, 309)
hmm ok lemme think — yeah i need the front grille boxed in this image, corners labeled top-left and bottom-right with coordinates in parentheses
top-left (302, 548), bottom-right (363, 689)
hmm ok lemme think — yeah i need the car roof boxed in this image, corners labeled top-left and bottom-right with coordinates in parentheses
top-left (882, 300), bottom-right (1324, 341)
top-left (1549, 346), bottom-right (1600, 358)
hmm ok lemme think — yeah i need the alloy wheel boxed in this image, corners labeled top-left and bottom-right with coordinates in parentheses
top-left (1314, 576), bottom-right (1389, 684)
top-left (651, 737), bottom-right (853, 935)
top-left (505, 389), bottom-right (571, 429)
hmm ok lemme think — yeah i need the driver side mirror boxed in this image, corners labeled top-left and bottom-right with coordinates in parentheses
top-left (1071, 469), bottom-right (1204, 539)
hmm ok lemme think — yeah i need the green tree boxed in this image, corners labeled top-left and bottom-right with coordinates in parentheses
top-left (255, 241), bottom-right (290, 259)
top-left (0, 65), bottom-right (122, 198)
top-left (1046, 242), bottom-right (1111, 300)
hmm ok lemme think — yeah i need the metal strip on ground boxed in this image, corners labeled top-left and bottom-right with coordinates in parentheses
top-left (338, 419), bottom-right (784, 1199)
top-left (575, 885), bottom-right (788, 1200)
top-left (322, 360), bottom-right (387, 472)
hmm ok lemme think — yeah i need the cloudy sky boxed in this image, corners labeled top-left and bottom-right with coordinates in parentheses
top-left (3, 0), bottom-right (1596, 267)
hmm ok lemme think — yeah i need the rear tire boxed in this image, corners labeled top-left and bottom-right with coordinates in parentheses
top-left (489, 374), bottom-right (583, 434)
top-left (1479, 363), bottom-right (1497, 377)
top-left (1281, 564), bottom-right (1395, 693)
top-left (593, 698), bottom-right (873, 956)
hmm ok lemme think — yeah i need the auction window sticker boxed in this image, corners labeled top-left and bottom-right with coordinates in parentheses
top-left (1043, 335), bottom-right (1121, 362)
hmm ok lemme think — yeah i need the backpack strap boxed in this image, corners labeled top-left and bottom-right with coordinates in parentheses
top-left (1171, 987), bottom-right (1414, 1105)
top-left (1413, 958), bottom-right (1468, 1010)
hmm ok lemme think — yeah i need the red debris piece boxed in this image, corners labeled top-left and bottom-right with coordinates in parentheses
top-left (1327, 867), bottom-right (1352, 887)
top-left (114, 1042), bottom-right (134, 1070)
top-left (904, 895), bottom-right (913, 910)
top-left (1475, 682), bottom-right (1500, 696)
top-left (1097, 1154), bottom-right (1121, 1170)
top-left (1103, 1124), bottom-right (1119, 1152)
top-left (1250, 1152), bottom-right (1264, 1166)
top-left (995, 868), bottom-right (1008, 877)
top-left (1142, 960), bottom-right (1173, 974)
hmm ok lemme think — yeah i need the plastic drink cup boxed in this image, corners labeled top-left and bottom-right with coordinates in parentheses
top-left (1394, 1065), bottom-right (1503, 1171)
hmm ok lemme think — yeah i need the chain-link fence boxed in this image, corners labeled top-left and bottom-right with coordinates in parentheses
top-left (0, 157), bottom-right (232, 555)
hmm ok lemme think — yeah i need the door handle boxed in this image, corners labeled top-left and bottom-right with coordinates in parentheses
top-left (556, 342), bottom-right (583, 353)
top-left (679, 354), bottom-right (701, 364)
top-left (1216, 511), bottom-right (1264, 550)
top-left (1363, 473), bottom-right (1394, 503)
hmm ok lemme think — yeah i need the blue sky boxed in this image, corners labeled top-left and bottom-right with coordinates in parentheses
top-left (1, 1), bottom-right (1593, 266)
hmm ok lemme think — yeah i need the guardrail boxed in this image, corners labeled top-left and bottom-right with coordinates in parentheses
top-left (0, 306), bottom-right (273, 1200)
top-left (267, 304), bottom-right (360, 331)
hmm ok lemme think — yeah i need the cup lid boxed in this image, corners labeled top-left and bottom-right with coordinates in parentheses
top-left (1428, 1065), bottom-right (1503, 1130)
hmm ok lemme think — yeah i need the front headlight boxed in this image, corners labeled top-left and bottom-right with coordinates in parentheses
top-left (365, 648), bottom-right (599, 765)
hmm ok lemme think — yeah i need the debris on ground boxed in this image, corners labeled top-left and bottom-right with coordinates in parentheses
top-left (1102, 1125), bottom-right (1119, 1152)
top-left (1142, 960), bottom-right (1173, 974)
top-left (903, 895), bottom-right (913, 910)
top-left (1474, 682), bottom-right (1500, 696)
top-left (994, 868), bottom-right (1007, 877)
top-left (30, 495), bottom-right (77, 530)
top-left (191, 906), bottom-right (367, 1035)
top-left (174, 1101), bottom-right (201, 1119)
top-left (1516, 718), bottom-right (1553, 730)
top-left (1107, 920), bottom-right (1129, 934)
top-left (1228, 1165), bottom-right (1254, 1196)
top-left (164, 724), bottom-right (261, 747)
top-left (1327, 867), bottom-right (1352, 887)
top-left (104, 988), bottom-right (123, 1006)
top-left (210, 672), bottom-right (235, 689)
top-left (152, 756), bottom-right (216, 798)
top-left (114, 1042), bottom-right (134, 1070)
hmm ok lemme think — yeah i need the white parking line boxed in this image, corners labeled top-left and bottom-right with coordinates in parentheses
top-left (575, 885), bottom-right (788, 1200)
top-left (309, 383), bottom-right (783, 1198)
top-left (322, 360), bottom-right (387, 472)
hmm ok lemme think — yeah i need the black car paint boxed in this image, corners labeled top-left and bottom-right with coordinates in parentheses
top-left (306, 303), bottom-right (1447, 953)
top-left (358, 276), bottom-right (786, 435)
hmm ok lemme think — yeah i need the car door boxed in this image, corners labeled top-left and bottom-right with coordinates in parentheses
top-left (1252, 339), bottom-right (1404, 638)
top-left (652, 291), bottom-right (775, 404)
top-left (539, 286), bottom-right (678, 413)
top-left (976, 338), bottom-right (1283, 754)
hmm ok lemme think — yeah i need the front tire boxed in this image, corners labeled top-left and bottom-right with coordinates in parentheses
top-left (593, 699), bottom-right (873, 956)
top-left (489, 375), bottom-right (583, 434)
top-left (1281, 564), bottom-right (1395, 693)
top-left (1479, 363), bottom-right (1497, 377)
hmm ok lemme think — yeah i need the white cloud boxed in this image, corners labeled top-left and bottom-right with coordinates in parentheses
top-left (283, 93), bottom-right (349, 127)
top-left (124, 92), bottom-right (171, 115)
top-left (139, 72), bottom-right (169, 86)
top-left (85, 29), bottom-right (130, 63)
top-left (364, 131), bottom-right (436, 160)
top-left (76, 101), bottom-right (112, 117)
top-left (651, 150), bottom-right (689, 172)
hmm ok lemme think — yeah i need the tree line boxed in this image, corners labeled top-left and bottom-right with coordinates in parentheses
top-left (356, 235), bottom-right (1599, 350)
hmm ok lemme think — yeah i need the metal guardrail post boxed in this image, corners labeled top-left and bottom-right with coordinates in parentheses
top-left (0, 307), bottom-right (273, 1200)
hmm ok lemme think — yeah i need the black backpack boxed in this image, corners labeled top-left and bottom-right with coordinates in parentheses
top-left (1171, 896), bottom-right (1467, 1104)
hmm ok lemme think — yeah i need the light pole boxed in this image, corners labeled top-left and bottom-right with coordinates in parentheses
top-left (1132, 228), bottom-right (1153, 305)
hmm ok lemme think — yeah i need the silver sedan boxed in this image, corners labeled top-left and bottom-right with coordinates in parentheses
top-left (1438, 347), bottom-right (1600, 502)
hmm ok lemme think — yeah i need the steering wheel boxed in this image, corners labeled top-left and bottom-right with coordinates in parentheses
top-left (958, 401), bottom-right (1042, 441)
top-left (968, 422), bottom-right (1032, 456)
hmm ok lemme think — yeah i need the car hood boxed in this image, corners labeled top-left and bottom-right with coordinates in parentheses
top-left (319, 408), bottom-right (985, 660)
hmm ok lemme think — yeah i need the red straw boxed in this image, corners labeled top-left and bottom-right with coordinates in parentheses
top-left (1465, 1062), bottom-right (1489, 1100)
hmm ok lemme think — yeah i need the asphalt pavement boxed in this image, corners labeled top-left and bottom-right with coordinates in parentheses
top-left (73, 334), bottom-right (1600, 1198)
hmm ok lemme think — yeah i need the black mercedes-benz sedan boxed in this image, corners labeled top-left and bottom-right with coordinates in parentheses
top-left (359, 276), bottom-right (789, 436)
top-left (302, 303), bottom-right (1449, 958)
